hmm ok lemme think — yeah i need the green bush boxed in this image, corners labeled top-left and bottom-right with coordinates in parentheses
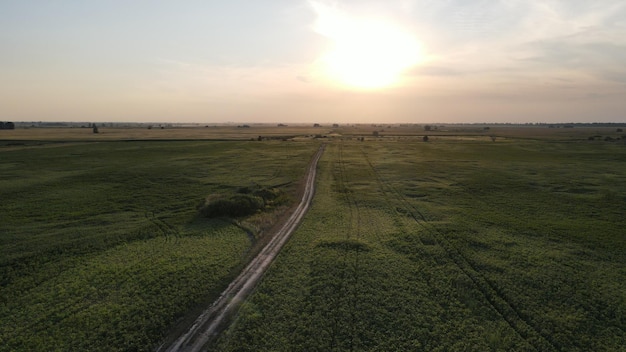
top-left (199, 194), bottom-right (265, 218)
top-left (200, 185), bottom-right (288, 219)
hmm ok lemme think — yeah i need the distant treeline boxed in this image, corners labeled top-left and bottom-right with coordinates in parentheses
top-left (6, 121), bottom-right (626, 129)
top-left (545, 122), bottom-right (626, 128)
top-left (0, 121), bottom-right (15, 130)
top-left (451, 122), bottom-right (626, 128)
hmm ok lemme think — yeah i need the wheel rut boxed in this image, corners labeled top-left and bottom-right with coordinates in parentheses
top-left (359, 146), bottom-right (559, 352)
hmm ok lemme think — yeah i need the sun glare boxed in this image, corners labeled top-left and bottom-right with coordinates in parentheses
top-left (312, 2), bottom-right (422, 90)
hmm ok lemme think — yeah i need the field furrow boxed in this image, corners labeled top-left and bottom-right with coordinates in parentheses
top-left (360, 146), bottom-right (557, 351)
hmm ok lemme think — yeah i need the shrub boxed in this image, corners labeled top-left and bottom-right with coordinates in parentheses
top-left (199, 185), bottom-right (287, 218)
top-left (199, 194), bottom-right (264, 218)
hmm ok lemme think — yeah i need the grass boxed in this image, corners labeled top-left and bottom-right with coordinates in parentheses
top-left (0, 124), bottom-right (335, 142)
top-left (213, 138), bottom-right (626, 351)
top-left (0, 139), bottom-right (318, 351)
top-left (2, 126), bottom-right (625, 351)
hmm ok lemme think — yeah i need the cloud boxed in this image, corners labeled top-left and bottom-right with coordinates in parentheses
top-left (133, 58), bottom-right (314, 107)
top-left (409, 65), bottom-right (465, 77)
top-left (517, 24), bottom-right (626, 84)
top-left (399, 1), bottom-right (626, 93)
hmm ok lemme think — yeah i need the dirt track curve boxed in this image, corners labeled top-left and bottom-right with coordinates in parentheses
top-left (157, 144), bottom-right (325, 352)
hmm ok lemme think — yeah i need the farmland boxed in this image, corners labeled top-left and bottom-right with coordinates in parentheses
top-left (1, 125), bottom-right (625, 351)
top-left (0, 137), bottom-right (317, 351)
top-left (212, 135), bottom-right (626, 351)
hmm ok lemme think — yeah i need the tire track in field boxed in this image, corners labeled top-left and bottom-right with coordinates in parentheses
top-left (324, 144), bottom-right (344, 349)
top-left (321, 141), bottom-right (357, 350)
top-left (335, 141), bottom-right (362, 352)
top-left (145, 212), bottom-right (180, 242)
top-left (359, 146), bottom-right (559, 352)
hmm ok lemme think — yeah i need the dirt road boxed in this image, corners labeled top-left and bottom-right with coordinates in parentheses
top-left (157, 145), bottom-right (325, 352)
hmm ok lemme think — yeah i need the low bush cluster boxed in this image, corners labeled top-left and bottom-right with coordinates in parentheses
top-left (199, 185), bottom-right (287, 218)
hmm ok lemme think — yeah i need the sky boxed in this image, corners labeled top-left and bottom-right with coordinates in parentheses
top-left (1, 0), bottom-right (625, 124)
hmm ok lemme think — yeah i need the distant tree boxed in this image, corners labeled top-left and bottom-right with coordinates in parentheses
top-left (423, 135), bottom-right (429, 142)
top-left (92, 124), bottom-right (99, 133)
top-left (6, 122), bottom-right (15, 129)
top-left (490, 135), bottom-right (497, 142)
top-left (313, 123), bottom-right (320, 127)
top-left (258, 136), bottom-right (263, 141)
top-left (0, 122), bottom-right (4, 130)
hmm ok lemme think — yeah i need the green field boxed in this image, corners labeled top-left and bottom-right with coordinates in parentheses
top-left (1, 127), bottom-right (625, 351)
top-left (212, 138), bottom-right (626, 351)
top-left (0, 139), bottom-right (317, 351)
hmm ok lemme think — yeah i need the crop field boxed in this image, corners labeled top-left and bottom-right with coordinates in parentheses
top-left (0, 139), bottom-right (317, 351)
top-left (0, 124), bottom-right (334, 142)
top-left (213, 138), bottom-right (626, 351)
top-left (1, 126), bottom-right (625, 351)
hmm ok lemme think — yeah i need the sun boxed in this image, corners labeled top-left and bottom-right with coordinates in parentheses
top-left (312, 2), bottom-right (422, 90)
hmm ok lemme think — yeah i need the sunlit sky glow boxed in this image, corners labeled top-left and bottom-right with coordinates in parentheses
top-left (1, 0), bottom-right (625, 123)
top-left (311, 2), bottom-right (422, 89)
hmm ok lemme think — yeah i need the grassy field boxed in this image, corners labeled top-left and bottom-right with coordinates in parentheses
top-left (2, 123), bottom-right (623, 143)
top-left (212, 137), bottom-right (626, 351)
top-left (0, 138), bottom-right (318, 351)
top-left (0, 124), bottom-right (334, 141)
top-left (1, 126), bottom-right (625, 351)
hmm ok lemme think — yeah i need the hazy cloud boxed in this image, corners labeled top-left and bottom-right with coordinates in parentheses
top-left (1, 0), bottom-right (625, 123)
